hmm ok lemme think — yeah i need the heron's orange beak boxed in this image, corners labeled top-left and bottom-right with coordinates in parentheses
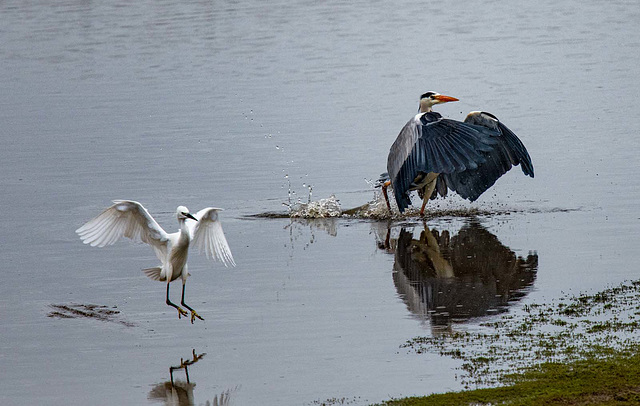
top-left (433, 95), bottom-right (459, 103)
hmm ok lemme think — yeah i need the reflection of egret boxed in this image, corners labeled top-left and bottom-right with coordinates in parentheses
top-left (380, 220), bottom-right (537, 328)
top-left (381, 92), bottom-right (534, 215)
top-left (76, 200), bottom-right (235, 323)
top-left (148, 350), bottom-right (236, 406)
top-left (148, 380), bottom-right (195, 406)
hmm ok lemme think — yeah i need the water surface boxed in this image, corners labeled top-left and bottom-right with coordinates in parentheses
top-left (1, 0), bottom-right (639, 404)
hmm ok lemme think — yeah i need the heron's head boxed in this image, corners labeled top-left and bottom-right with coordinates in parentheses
top-left (419, 91), bottom-right (459, 112)
top-left (176, 206), bottom-right (197, 221)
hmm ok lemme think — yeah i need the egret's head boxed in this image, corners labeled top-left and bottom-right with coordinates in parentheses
top-left (176, 206), bottom-right (197, 221)
top-left (419, 91), bottom-right (459, 112)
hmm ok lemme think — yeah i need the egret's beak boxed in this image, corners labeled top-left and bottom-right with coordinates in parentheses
top-left (186, 213), bottom-right (198, 221)
top-left (433, 94), bottom-right (459, 103)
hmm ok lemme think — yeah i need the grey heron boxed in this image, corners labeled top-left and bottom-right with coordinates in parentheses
top-left (76, 200), bottom-right (235, 323)
top-left (382, 92), bottom-right (534, 215)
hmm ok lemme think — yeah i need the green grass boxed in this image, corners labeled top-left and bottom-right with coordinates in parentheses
top-left (378, 351), bottom-right (640, 405)
top-left (375, 280), bottom-right (640, 405)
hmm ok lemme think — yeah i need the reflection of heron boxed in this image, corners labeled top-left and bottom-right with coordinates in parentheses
top-left (76, 201), bottom-right (235, 323)
top-left (381, 92), bottom-right (534, 215)
top-left (380, 221), bottom-right (537, 328)
top-left (148, 350), bottom-right (235, 406)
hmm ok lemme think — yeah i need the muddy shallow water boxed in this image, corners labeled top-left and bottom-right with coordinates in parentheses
top-left (1, 0), bottom-right (640, 405)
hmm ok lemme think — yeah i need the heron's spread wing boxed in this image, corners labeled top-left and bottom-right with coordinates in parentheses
top-left (387, 112), bottom-right (498, 212)
top-left (187, 208), bottom-right (235, 267)
top-left (437, 112), bottom-right (534, 201)
top-left (76, 200), bottom-right (169, 258)
top-left (464, 111), bottom-right (534, 177)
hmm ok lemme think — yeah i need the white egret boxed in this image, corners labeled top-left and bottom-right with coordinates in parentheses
top-left (76, 200), bottom-right (235, 323)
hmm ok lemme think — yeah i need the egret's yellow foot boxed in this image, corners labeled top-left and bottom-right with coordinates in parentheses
top-left (177, 307), bottom-right (188, 319)
top-left (190, 310), bottom-right (204, 324)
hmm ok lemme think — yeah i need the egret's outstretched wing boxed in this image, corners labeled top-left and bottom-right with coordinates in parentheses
top-left (438, 112), bottom-right (534, 201)
top-left (387, 112), bottom-right (499, 212)
top-left (187, 208), bottom-right (235, 267)
top-left (76, 200), bottom-right (169, 259)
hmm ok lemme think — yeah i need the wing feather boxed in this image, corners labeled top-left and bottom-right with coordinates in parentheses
top-left (76, 200), bottom-right (169, 260)
top-left (442, 136), bottom-right (470, 171)
top-left (464, 111), bottom-right (534, 176)
top-left (439, 112), bottom-right (534, 201)
top-left (188, 208), bottom-right (236, 267)
top-left (387, 112), bottom-right (500, 212)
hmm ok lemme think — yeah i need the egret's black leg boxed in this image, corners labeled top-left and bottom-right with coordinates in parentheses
top-left (181, 283), bottom-right (204, 324)
top-left (166, 282), bottom-right (188, 319)
top-left (184, 364), bottom-right (191, 383)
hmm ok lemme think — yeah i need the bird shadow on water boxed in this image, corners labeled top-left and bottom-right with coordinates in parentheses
top-left (148, 349), bottom-right (239, 406)
top-left (376, 220), bottom-right (538, 333)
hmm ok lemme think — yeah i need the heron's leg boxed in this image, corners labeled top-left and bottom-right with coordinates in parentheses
top-left (385, 226), bottom-right (391, 250)
top-left (381, 180), bottom-right (392, 212)
top-left (166, 282), bottom-right (188, 319)
top-left (419, 198), bottom-right (429, 216)
top-left (419, 175), bottom-right (439, 216)
top-left (181, 282), bottom-right (204, 324)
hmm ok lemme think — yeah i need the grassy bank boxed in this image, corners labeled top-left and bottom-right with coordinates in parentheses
top-left (375, 280), bottom-right (640, 405)
top-left (379, 351), bottom-right (640, 405)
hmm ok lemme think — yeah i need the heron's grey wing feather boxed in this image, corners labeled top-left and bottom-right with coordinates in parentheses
top-left (464, 111), bottom-right (534, 177)
top-left (496, 120), bottom-right (534, 177)
top-left (441, 144), bottom-right (512, 201)
top-left (387, 112), bottom-right (498, 212)
top-left (433, 174), bottom-right (449, 200)
top-left (189, 208), bottom-right (236, 267)
top-left (76, 200), bottom-right (169, 260)
top-left (440, 112), bottom-right (534, 201)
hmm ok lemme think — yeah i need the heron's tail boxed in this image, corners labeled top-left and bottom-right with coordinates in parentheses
top-left (142, 267), bottom-right (164, 281)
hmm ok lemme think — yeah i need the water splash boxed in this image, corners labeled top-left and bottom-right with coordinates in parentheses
top-left (287, 194), bottom-right (342, 218)
top-left (341, 189), bottom-right (396, 219)
top-left (274, 186), bottom-right (521, 220)
top-left (256, 178), bottom-right (570, 220)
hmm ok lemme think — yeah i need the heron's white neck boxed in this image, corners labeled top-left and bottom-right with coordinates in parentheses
top-left (419, 99), bottom-right (434, 113)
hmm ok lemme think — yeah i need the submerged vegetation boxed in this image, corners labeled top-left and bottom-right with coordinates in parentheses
top-left (48, 303), bottom-right (135, 327)
top-left (378, 280), bottom-right (640, 405)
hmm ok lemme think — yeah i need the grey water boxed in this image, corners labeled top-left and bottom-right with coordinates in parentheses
top-left (1, 0), bottom-right (639, 404)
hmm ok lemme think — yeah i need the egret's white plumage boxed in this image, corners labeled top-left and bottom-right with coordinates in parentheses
top-left (189, 208), bottom-right (235, 266)
top-left (76, 200), bottom-right (235, 322)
